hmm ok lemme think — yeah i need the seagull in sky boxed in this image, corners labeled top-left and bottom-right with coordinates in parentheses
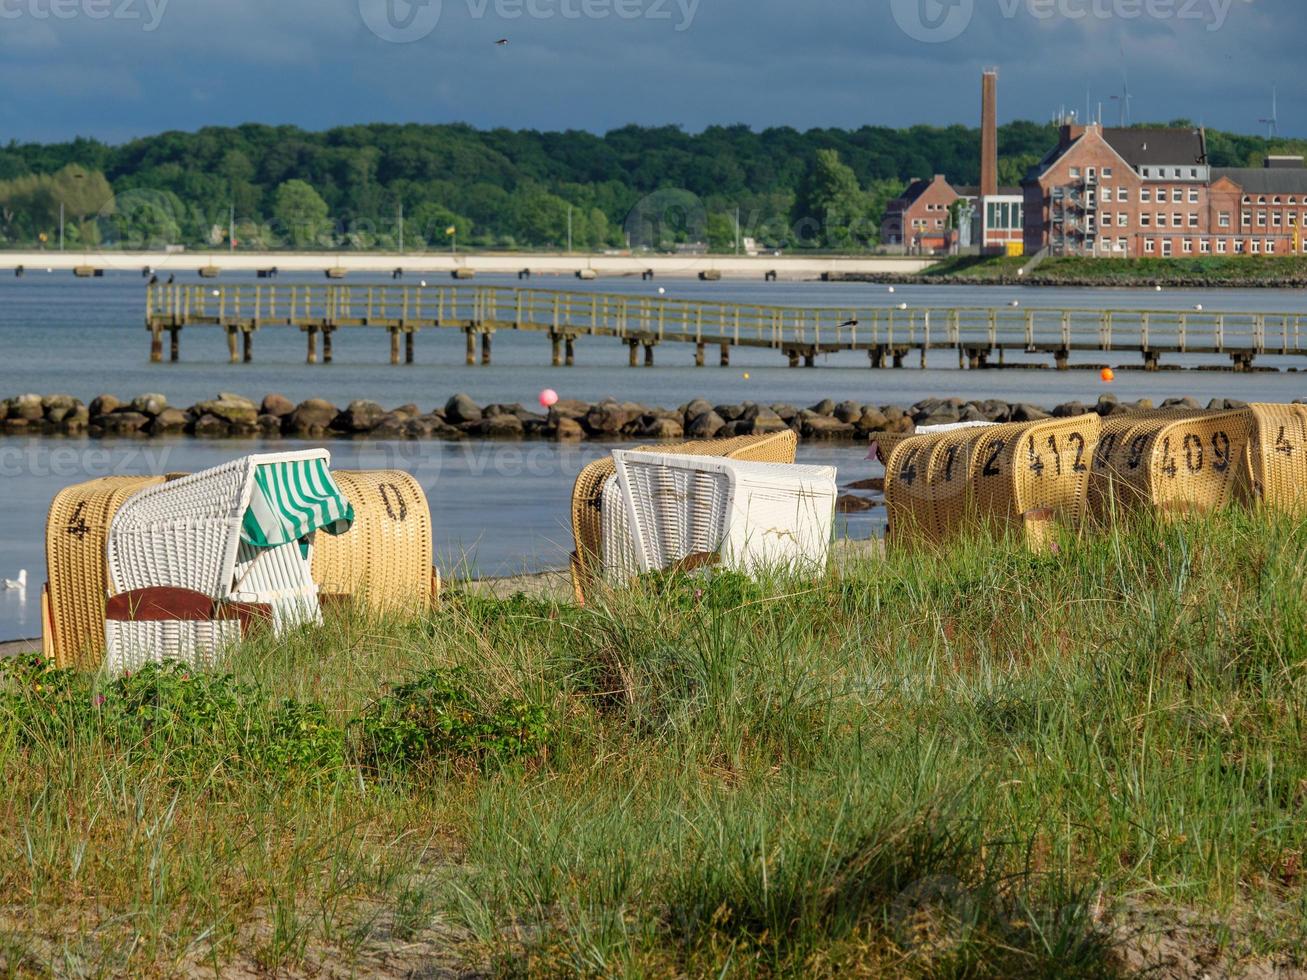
top-left (494, 38), bottom-right (509, 46)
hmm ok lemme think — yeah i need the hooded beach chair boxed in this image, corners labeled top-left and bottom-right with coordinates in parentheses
top-left (605, 450), bottom-right (837, 582)
top-left (104, 450), bottom-right (354, 672)
top-left (569, 430), bottom-right (798, 602)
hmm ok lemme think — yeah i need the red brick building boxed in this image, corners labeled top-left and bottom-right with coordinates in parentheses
top-left (1023, 124), bottom-right (1307, 258)
top-left (881, 174), bottom-right (959, 252)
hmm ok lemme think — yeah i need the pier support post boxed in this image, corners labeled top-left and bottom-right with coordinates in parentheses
top-left (149, 324), bottom-right (163, 363)
top-left (804, 349), bottom-right (816, 368)
top-left (226, 326), bottom-right (239, 364)
top-left (323, 327), bottom-right (334, 364)
top-left (643, 342), bottom-right (655, 367)
top-left (551, 333), bottom-right (562, 367)
top-left (242, 329), bottom-right (253, 364)
top-left (1142, 349), bottom-right (1160, 372)
top-left (719, 343), bottom-right (730, 367)
top-left (1054, 349), bottom-right (1069, 372)
top-left (788, 349), bottom-right (800, 369)
top-left (389, 327), bottom-right (401, 366)
top-left (565, 336), bottom-right (575, 366)
top-left (965, 347), bottom-right (990, 370)
top-left (868, 346), bottom-right (886, 369)
top-left (169, 327), bottom-right (180, 363)
top-left (465, 329), bottom-right (476, 366)
top-left (405, 329), bottom-right (415, 365)
top-left (628, 338), bottom-right (639, 368)
top-left (1231, 351), bottom-right (1255, 372)
top-left (481, 331), bottom-right (492, 366)
top-left (695, 342), bottom-right (705, 367)
top-left (306, 325), bottom-right (318, 364)
top-left (892, 348), bottom-right (905, 369)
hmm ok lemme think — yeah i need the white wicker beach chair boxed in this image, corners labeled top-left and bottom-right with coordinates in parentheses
top-left (104, 450), bottom-right (354, 673)
top-left (607, 450), bottom-right (837, 581)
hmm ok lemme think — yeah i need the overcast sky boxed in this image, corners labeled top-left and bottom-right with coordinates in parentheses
top-left (0, 0), bottom-right (1294, 143)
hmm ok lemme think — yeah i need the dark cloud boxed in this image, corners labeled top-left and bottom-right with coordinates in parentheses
top-left (0, 0), bottom-right (1295, 141)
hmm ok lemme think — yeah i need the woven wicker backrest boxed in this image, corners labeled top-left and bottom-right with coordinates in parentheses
top-left (46, 475), bottom-right (166, 669)
top-left (570, 430), bottom-right (798, 599)
top-left (884, 430), bottom-right (963, 549)
top-left (1005, 415), bottom-right (1102, 532)
top-left (1247, 403), bottom-right (1307, 516)
top-left (1094, 410), bottom-right (1253, 520)
top-left (1088, 410), bottom-right (1200, 522)
top-left (311, 470), bottom-right (434, 611)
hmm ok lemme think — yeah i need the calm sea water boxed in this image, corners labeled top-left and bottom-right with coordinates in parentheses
top-left (1, 270), bottom-right (1304, 639)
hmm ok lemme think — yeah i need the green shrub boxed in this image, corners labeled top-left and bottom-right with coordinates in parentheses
top-left (351, 668), bottom-right (549, 774)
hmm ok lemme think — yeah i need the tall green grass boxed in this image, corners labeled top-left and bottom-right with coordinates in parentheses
top-left (2, 511), bottom-right (1305, 976)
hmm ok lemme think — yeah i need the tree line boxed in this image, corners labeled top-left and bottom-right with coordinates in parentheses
top-left (0, 121), bottom-right (1298, 252)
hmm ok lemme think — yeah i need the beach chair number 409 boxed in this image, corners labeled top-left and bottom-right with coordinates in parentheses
top-left (1157, 431), bottom-right (1232, 479)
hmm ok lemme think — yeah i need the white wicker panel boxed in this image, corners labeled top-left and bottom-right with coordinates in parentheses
top-left (613, 451), bottom-right (836, 580)
top-left (105, 620), bottom-right (240, 674)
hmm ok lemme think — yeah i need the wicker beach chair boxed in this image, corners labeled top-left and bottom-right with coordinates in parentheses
top-left (886, 416), bottom-right (1101, 551)
top-left (883, 428), bottom-right (977, 548)
top-left (310, 470), bottom-right (436, 612)
top-left (1087, 410), bottom-right (1202, 523)
top-left (1092, 410), bottom-right (1253, 521)
top-left (607, 450), bottom-right (837, 580)
top-left (1247, 403), bottom-right (1307, 516)
top-left (570, 430), bottom-right (798, 603)
top-left (104, 450), bottom-right (354, 673)
top-left (44, 475), bottom-right (167, 669)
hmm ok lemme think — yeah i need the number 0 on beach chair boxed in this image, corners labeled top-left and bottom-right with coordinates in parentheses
top-left (607, 450), bottom-right (837, 581)
top-left (104, 450), bottom-right (354, 673)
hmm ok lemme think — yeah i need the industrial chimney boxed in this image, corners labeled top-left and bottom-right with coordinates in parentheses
top-left (980, 68), bottom-right (999, 198)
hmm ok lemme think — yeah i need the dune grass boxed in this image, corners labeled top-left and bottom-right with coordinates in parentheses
top-left (2, 511), bottom-right (1306, 977)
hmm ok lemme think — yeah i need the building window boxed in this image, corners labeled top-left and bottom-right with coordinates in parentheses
top-left (1157, 213), bottom-right (1167, 227)
top-left (1217, 239), bottom-right (1228, 253)
top-left (1183, 239), bottom-right (1193, 254)
top-left (1140, 213), bottom-right (1151, 227)
top-left (1252, 240), bottom-right (1261, 254)
top-left (1236, 240), bottom-right (1246, 253)
top-left (1162, 240), bottom-right (1173, 256)
top-left (1117, 237), bottom-right (1128, 251)
top-left (1141, 188), bottom-right (1152, 203)
top-left (1243, 212), bottom-right (1252, 226)
top-left (1145, 239), bottom-right (1156, 253)
top-left (1118, 213), bottom-right (1128, 227)
top-left (1069, 167), bottom-right (1081, 178)
top-left (1273, 212), bottom-right (1283, 227)
top-left (1118, 188), bottom-right (1131, 203)
top-left (1201, 239), bottom-right (1211, 253)
top-left (1188, 189), bottom-right (1199, 204)
top-left (1258, 213), bottom-right (1267, 227)
top-left (1103, 167), bottom-right (1114, 178)
top-left (1266, 240), bottom-right (1276, 253)
top-left (1100, 212), bottom-right (1111, 227)
top-left (1219, 212), bottom-right (1231, 228)
top-left (1172, 188), bottom-right (1183, 203)
top-left (1188, 213), bottom-right (1199, 228)
top-left (1173, 212), bottom-right (1183, 227)
top-left (1173, 168), bottom-right (1182, 178)
top-left (1190, 168), bottom-right (1199, 179)
top-left (1290, 213), bottom-right (1298, 227)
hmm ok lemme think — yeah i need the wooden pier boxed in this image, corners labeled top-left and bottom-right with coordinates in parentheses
top-left (145, 283), bottom-right (1307, 371)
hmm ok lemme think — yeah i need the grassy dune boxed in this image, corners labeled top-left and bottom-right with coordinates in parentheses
top-left (2, 513), bottom-right (1307, 977)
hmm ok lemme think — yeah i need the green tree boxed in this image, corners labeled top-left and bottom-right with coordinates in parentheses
top-left (792, 149), bottom-right (867, 250)
top-left (273, 179), bottom-right (329, 248)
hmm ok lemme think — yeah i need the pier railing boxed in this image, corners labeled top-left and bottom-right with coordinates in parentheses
top-left (145, 283), bottom-right (1307, 370)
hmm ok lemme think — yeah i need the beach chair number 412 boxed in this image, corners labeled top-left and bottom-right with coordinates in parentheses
top-left (1027, 433), bottom-right (1088, 477)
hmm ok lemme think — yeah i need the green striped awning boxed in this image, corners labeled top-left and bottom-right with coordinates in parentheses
top-left (241, 457), bottom-right (354, 548)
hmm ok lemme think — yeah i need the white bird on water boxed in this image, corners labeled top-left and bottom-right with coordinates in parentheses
top-left (3, 569), bottom-right (26, 590)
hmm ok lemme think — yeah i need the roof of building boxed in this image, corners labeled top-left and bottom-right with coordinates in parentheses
top-left (1212, 167), bottom-right (1307, 195)
top-left (1101, 127), bottom-right (1207, 167)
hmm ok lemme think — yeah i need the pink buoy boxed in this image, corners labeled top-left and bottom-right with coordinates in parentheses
top-left (539, 388), bottom-right (560, 409)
